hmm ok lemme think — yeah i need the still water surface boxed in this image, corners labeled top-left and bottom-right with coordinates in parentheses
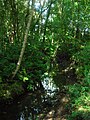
top-left (0, 77), bottom-right (59, 120)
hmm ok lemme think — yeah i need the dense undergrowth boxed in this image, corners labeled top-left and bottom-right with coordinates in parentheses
top-left (53, 41), bottom-right (90, 120)
top-left (65, 42), bottom-right (90, 120)
top-left (0, 0), bottom-right (90, 119)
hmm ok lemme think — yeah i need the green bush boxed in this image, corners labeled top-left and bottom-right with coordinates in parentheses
top-left (67, 111), bottom-right (90, 120)
top-left (0, 82), bottom-right (24, 100)
top-left (73, 42), bottom-right (90, 85)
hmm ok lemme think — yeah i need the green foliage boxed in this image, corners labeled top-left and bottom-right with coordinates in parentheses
top-left (0, 44), bottom-right (20, 80)
top-left (65, 42), bottom-right (90, 120)
top-left (73, 42), bottom-right (90, 85)
top-left (0, 0), bottom-right (89, 106)
top-left (67, 111), bottom-right (90, 120)
top-left (0, 82), bottom-right (24, 100)
top-left (66, 83), bottom-right (90, 120)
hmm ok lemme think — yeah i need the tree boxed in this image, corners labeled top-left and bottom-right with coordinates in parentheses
top-left (12, 0), bottom-right (35, 79)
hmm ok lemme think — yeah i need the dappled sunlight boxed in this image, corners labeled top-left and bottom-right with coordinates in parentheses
top-left (0, 0), bottom-right (89, 119)
top-left (61, 96), bottom-right (69, 104)
top-left (42, 75), bottom-right (59, 95)
top-left (78, 106), bottom-right (89, 112)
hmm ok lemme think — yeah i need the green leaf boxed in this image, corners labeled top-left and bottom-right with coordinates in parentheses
top-left (23, 77), bottom-right (29, 82)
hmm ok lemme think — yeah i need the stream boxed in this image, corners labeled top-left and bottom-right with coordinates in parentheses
top-left (0, 57), bottom-right (77, 120)
top-left (0, 62), bottom-right (76, 120)
top-left (0, 77), bottom-right (60, 120)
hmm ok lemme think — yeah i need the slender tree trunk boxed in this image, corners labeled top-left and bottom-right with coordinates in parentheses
top-left (42, 0), bottom-right (53, 43)
top-left (12, 0), bottom-right (35, 79)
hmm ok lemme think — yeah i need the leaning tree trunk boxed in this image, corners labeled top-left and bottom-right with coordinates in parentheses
top-left (12, 0), bottom-right (35, 79)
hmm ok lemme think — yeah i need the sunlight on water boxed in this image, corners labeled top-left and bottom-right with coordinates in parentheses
top-left (42, 76), bottom-right (59, 96)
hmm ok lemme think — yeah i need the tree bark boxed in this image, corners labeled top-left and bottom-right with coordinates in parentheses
top-left (12, 0), bottom-right (35, 79)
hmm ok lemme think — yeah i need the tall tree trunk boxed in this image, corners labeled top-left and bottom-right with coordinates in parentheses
top-left (12, 0), bottom-right (35, 79)
top-left (42, 0), bottom-right (53, 43)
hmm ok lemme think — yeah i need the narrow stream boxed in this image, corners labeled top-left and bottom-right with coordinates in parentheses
top-left (0, 58), bottom-right (76, 120)
top-left (0, 76), bottom-right (59, 120)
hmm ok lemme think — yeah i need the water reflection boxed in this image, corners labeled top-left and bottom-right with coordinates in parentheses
top-left (0, 76), bottom-right (59, 120)
top-left (0, 95), bottom-right (41, 120)
top-left (42, 76), bottom-right (59, 96)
